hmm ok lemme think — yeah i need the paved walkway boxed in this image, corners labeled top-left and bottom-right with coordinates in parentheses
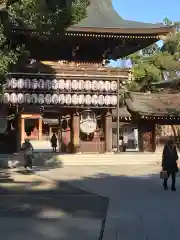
top-left (0, 169), bottom-right (107, 240)
top-left (37, 165), bottom-right (180, 240)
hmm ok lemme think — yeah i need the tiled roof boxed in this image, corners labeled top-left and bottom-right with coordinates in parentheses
top-left (125, 92), bottom-right (180, 116)
top-left (69, 0), bottom-right (173, 35)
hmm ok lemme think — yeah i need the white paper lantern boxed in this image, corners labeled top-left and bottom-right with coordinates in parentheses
top-left (104, 81), bottom-right (111, 91)
top-left (84, 81), bottom-right (91, 91)
top-left (72, 80), bottom-right (78, 90)
top-left (39, 79), bottom-right (45, 89)
top-left (78, 94), bottom-right (85, 104)
top-left (98, 81), bottom-right (104, 91)
top-left (78, 80), bottom-right (84, 90)
top-left (51, 94), bottom-right (59, 104)
top-left (6, 78), bottom-right (11, 88)
top-left (59, 94), bottom-right (65, 104)
top-left (104, 95), bottom-right (110, 105)
top-left (64, 80), bottom-right (71, 90)
top-left (59, 79), bottom-right (65, 89)
top-left (10, 93), bottom-right (17, 103)
top-left (31, 94), bottom-right (38, 104)
top-left (45, 94), bottom-right (51, 104)
top-left (98, 95), bottom-right (104, 105)
top-left (17, 93), bottom-right (24, 104)
top-left (38, 94), bottom-right (45, 104)
top-left (92, 80), bottom-right (98, 91)
top-left (52, 79), bottom-right (58, 90)
top-left (25, 93), bottom-right (32, 104)
top-left (65, 94), bottom-right (71, 104)
top-left (45, 80), bottom-right (52, 89)
top-left (84, 94), bottom-right (91, 105)
top-left (24, 78), bottom-right (31, 89)
top-left (11, 78), bottom-right (17, 89)
top-left (91, 94), bottom-right (98, 105)
top-left (111, 95), bottom-right (118, 105)
top-left (3, 93), bottom-right (10, 103)
top-left (71, 94), bottom-right (78, 105)
top-left (17, 78), bottom-right (24, 89)
top-left (32, 79), bottom-right (38, 89)
top-left (111, 81), bottom-right (117, 91)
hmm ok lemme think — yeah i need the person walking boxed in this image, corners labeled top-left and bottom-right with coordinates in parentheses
top-left (162, 138), bottom-right (179, 191)
top-left (51, 133), bottom-right (57, 152)
top-left (21, 139), bottom-right (34, 171)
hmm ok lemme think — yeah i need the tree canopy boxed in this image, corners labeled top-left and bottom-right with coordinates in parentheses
top-left (0, 0), bottom-right (89, 88)
top-left (126, 19), bottom-right (180, 92)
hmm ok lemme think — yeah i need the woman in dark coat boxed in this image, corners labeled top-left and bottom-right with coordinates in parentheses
top-left (51, 133), bottom-right (57, 152)
top-left (162, 139), bottom-right (179, 191)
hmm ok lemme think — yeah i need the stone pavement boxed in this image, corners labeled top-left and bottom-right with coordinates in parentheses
top-left (37, 165), bottom-right (180, 240)
top-left (0, 169), bottom-right (108, 240)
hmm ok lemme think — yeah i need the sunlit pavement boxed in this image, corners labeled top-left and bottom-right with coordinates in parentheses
top-left (0, 170), bottom-right (108, 240)
top-left (37, 165), bottom-right (180, 240)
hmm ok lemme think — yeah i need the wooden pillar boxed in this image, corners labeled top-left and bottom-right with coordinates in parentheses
top-left (17, 113), bottom-right (21, 152)
top-left (105, 111), bottom-right (112, 152)
top-left (72, 113), bottom-right (80, 153)
top-left (21, 117), bottom-right (25, 143)
top-left (139, 120), bottom-right (155, 152)
top-left (38, 118), bottom-right (42, 140)
top-left (58, 115), bottom-right (62, 152)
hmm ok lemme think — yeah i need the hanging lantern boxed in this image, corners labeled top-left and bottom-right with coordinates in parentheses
top-left (98, 81), bottom-right (104, 91)
top-left (39, 79), bottom-right (45, 89)
top-left (78, 80), bottom-right (84, 90)
top-left (11, 78), bottom-right (17, 89)
top-left (104, 81), bottom-right (111, 91)
top-left (52, 79), bottom-right (58, 90)
top-left (17, 93), bottom-right (24, 104)
top-left (45, 94), bottom-right (52, 104)
top-left (104, 95), bottom-right (110, 105)
top-left (51, 94), bottom-right (59, 104)
top-left (10, 93), bottom-right (17, 103)
top-left (45, 79), bottom-right (52, 89)
top-left (84, 94), bottom-right (91, 105)
top-left (59, 79), bottom-right (65, 89)
top-left (92, 80), bottom-right (98, 91)
top-left (59, 94), bottom-right (65, 104)
top-left (31, 94), bottom-right (38, 104)
top-left (98, 95), bottom-right (104, 105)
top-left (111, 81), bottom-right (117, 91)
top-left (64, 80), bottom-right (71, 90)
top-left (3, 93), bottom-right (10, 103)
top-left (80, 110), bottom-right (97, 135)
top-left (71, 94), bottom-right (78, 105)
top-left (24, 78), bottom-right (31, 89)
top-left (32, 79), bottom-right (38, 89)
top-left (72, 80), bottom-right (78, 90)
top-left (39, 94), bottom-right (45, 104)
top-left (17, 78), bottom-right (24, 89)
top-left (25, 93), bottom-right (31, 103)
top-left (91, 94), bottom-right (98, 105)
top-left (111, 95), bottom-right (118, 105)
top-left (65, 94), bottom-right (71, 104)
top-left (78, 94), bottom-right (85, 104)
top-left (84, 80), bottom-right (91, 91)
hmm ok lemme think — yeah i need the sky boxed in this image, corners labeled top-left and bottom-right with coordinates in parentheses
top-left (109, 0), bottom-right (180, 67)
top-left (112, 0), bottom-right (180, 23)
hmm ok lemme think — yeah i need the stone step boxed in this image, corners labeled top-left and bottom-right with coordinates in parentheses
top-left (54, 153), bottom-right (162, 165)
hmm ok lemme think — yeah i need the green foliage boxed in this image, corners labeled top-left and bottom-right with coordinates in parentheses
top-left (126, 19), bottom-right (180, 92)
top-left (0, 0), bottom-right (89, 90)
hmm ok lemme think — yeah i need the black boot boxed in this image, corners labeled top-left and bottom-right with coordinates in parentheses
top-left (171, 186), bottom-right (176, 191)
top-left (163, 181), bottom-right (168, 190)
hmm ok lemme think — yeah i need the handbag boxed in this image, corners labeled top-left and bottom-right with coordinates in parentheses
top-left (160, 170), bottom-right (168, 180)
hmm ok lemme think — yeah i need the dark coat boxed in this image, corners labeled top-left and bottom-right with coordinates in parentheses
top-left (51, 135), bottom-right (57, 147)
top-left (162, 144), bottom-right (179, 173)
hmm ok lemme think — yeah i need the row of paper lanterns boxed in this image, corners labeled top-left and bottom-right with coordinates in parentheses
top-left (7, 78), bottom-right (117, 91)
top-left (4, 93), bottom-right (118, 106)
